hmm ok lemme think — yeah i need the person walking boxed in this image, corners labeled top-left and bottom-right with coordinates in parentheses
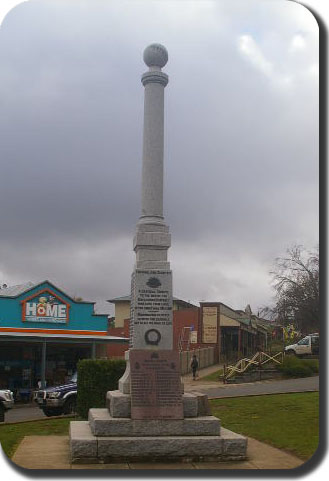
top-left (190, 354), bottom-right (199, 380)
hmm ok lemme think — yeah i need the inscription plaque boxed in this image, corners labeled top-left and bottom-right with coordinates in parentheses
top-left (130, 269), bottom-right (173, 349)
top-left (130, 350), bottom-right (183, 419)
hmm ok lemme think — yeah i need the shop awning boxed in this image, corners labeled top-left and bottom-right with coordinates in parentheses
top-left (0, 331), bottom-right (129, 344)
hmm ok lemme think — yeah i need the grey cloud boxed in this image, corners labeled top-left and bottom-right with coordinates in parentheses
top-left (0, 0), bottom-right (318, 313)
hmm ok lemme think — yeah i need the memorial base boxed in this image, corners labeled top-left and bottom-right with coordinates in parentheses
top-left (69, 391), bottom-right (247, 464)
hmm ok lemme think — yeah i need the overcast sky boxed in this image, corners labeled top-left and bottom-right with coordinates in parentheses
top-left (0, 0), bottom-right (319, 316)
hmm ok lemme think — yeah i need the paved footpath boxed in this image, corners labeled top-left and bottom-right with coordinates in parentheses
top-left (11, 435), bottom-right (305, 470)
top-left (183, 365), bottom-right (319, 399)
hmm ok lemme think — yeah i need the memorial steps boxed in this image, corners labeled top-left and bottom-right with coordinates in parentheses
top-left (70, 390), bottom-right (247, 463)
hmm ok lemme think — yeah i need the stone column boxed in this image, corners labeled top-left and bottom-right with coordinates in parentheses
top-left (119, 44), bottom-right (174, 395)
top-left (130, 44), bottom-right (172, 350)
top-left (134, 44), bottom-right (171, 273)
top-left (140, 48), bottom-right (168, 224)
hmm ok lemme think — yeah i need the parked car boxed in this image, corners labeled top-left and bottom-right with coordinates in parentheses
top-left (0, 389), bottom-right (15, 422)
top-left (35, 373), bottom-right (77, 417)
top-left (285, 333), bottom-right (319, 357)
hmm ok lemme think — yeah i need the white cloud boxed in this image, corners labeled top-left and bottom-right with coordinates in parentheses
top-left (290, 33), bottom-right (306, 51)
top-left (237, 25), bottom-right (318, 92)
top-left (237, 34), bottom-right (294, 91)
top-left (238, 34), bottom-right (273, 77)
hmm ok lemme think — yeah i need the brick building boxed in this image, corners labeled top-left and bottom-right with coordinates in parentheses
top-left (107, 296), bottom-right (269, 363)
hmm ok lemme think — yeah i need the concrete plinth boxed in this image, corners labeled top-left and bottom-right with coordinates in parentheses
top-left (70, 384), bottom-right (247, 464)
top-left (107, 389), bottom-right (200, 418)
top-left (70, 387), bottom-right (247, 464)
top-left (70, 421), bottom-right (97, 461)
top-left (89, 409), bottom-right (220, 437)
top-left (97, 435), bottom-right (223, 460)
top-left (70, 421), bottom-right (247, 464)
top-left (190, 391), bottom-right (212, 416)
top-left (106, 390), bottom-right (131, 417)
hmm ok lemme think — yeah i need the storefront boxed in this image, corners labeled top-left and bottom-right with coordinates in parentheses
top-left (199, 302), bottom-right (269, 363)
top-left (0, 281), bottom-right (128, 399)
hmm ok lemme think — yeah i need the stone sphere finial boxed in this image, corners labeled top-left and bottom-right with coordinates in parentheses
top-left (143, 43), bottom-right (168, 68)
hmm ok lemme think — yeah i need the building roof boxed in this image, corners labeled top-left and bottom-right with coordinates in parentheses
top-left (200, 300), bottom-right (239, 314)
top-left (107, 294), bottom-right (197, 308)
top-left (0, 281), bottom-right (36, 297)
top-left (0, 280), bottom-right (95, 304)
top-left (237, 317), bottom-right (252, 327)
top-left (108, 295), bottom-right (131, 303)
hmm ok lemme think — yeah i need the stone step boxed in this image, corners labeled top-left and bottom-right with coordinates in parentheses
top-left (89, 408), bottom-right (221, 437)
top-left (70, 421), bottom-right (247, 464)
top-left (189, 390), bottom-right (212, 415)
top-left (107, 390), bottom-right (209, 418)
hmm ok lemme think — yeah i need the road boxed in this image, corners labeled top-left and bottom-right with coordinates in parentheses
top-left (3, 404), bottom-right (47, 423)
top-left (1, 376), bottom-right (319, 423)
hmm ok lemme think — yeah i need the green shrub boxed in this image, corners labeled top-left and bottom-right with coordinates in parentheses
top-left (77, 358), bottom-right (126, 419)
top-left (303, 359), bottom-right (319, 373)
top-left (278, 356), bottom-right (314, 378)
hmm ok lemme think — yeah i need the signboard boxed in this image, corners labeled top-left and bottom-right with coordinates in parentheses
top-left (21, 289), bottom-right (69, 324)
top-left (130, 350), bottom-right (183, 420)
top-left (202, 306), bottom-right (218, 343)
top-left (190, 331), bottom-right (198, 343)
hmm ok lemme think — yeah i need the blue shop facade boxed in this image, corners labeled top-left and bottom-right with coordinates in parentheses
top-left (0, 281), bottom-right (127, 399)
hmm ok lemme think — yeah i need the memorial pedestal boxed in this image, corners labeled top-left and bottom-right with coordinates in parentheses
top-left (69, 388), bottom-right (247, 463)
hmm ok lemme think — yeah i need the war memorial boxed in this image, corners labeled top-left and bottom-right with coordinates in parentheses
top-left (69, 44), bottom-right (247, 463)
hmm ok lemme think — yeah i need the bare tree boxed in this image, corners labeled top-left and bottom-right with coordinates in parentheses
top-left (258, 305), bottom-right (277, 322)
top-left (270, 245), bottom-right (319, 334)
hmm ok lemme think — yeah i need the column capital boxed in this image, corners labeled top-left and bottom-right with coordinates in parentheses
top-left (141, 70), bottom-right (168, 87)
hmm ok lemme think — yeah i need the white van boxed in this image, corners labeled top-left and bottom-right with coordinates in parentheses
top-left (285, 333), bottom-right (319, 357)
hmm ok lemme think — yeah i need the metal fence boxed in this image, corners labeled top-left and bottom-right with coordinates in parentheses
top-left (179, 347), bottom-right (215, 375)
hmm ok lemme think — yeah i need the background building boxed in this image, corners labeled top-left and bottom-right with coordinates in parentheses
top-left (107, 295), bottom-right (269, 362)
top-left (0, 281), bottom-right (127, 399)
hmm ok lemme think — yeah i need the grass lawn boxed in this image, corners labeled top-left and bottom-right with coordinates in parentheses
top-left (201, 369), bottom-right (223, 381)
top-left (210, 392), bottom-right (319, 460)
top-left (0, 417), bottom-right (73, 458)
top-left (0, 392), bottom-right (319, 462)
